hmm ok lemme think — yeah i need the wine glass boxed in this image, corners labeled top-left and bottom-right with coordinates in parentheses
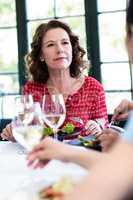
top-left (12, 95), bottom-right (44, 151)
top-left (11, 96), bottom-right (45, 189)
top-left (14, 95), bottom-right (34, 126)
top-left (42, 93), bottom-right (66, 139)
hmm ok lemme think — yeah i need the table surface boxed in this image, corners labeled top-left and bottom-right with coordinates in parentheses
top-left (0, 141), bottom-right (87, 200)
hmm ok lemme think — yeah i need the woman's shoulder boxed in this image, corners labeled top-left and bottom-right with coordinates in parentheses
top-left (24, 80), bottom-right (46, 87)
top-left (23, 80), bottom-right (46, 91)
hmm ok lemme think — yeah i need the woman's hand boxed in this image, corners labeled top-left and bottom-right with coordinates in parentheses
top-left (97, 129), bottom-right (119, 152)
top-left (1, 123), bottom-right (15, 142)
top-left (112, 99), bottom-right (133, 122)
top-left (85, 120), bottom-right (102, 135)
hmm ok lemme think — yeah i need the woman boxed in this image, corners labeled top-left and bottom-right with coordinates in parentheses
top-left (1, 20), bottom-right (108, 141)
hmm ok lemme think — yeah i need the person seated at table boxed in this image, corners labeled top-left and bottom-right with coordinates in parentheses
top-left (63, 138), bottom-right (133, 200)
top-left (98, 0), bottom-right (133, 152)
top-left (1, 20), bottom-right (108, 141)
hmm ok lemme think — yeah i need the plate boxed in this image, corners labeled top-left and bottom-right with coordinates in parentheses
top-left (110, 125), bottom-right (125, 134)
top-left (67, 135), bottom-right (102, 151)
top-left (57, 127), bottom-right (83, 141)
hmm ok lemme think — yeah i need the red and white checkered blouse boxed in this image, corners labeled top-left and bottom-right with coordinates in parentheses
top-left (23, 76), bottom-right (108, 128)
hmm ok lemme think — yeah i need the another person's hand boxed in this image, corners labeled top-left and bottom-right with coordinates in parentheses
top-left (85, 120), bottom-right (102, 135)
top-left (1, 123), bottom-right (15, 142)
top-left (27, 137), bottom-right (75, 169)
top-left (98, 129), bottom-right (119, 152)
top-left (27, 136), bottom-right (102, 170)
top-left (112, 99), bottom-right (133, 122)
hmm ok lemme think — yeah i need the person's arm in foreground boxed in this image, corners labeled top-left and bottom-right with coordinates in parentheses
top-left (27, 137), bottom-right (103, 169)
top-left (64, 139), bottom-right (133, 200)
top-left (112, 99), bottom-right (133, 122)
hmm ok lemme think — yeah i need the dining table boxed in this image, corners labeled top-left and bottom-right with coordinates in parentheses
top-left (0, 141), bottom-right (88, 200)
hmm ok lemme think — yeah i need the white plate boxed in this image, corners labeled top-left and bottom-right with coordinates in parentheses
top-left (110, 125), bottom-right (125, 134)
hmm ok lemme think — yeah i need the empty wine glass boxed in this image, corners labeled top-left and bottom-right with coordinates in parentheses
top-left (42, 93), bottom-right (66, 139)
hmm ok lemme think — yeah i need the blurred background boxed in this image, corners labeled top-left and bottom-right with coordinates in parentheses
top-left (0, 0), bottom-right (130, 128)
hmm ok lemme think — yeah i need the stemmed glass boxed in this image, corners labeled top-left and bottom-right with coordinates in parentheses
top-left (42, 93), bottom-right (66, 139)
top-left (12, 95), bottom-right (44, 151)
top-left (10, 95), bottom-right (45, 191)
top-left (14, 94), bottom-right (34, 126)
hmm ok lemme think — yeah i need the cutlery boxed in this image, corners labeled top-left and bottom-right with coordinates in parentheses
top-left (108, 120), bottom-right (115, 128)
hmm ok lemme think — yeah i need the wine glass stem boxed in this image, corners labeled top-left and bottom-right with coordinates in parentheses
top-left (53, 128), bottom-right (58, 140)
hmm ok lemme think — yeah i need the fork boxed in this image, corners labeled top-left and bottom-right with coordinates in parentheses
top-left (108, 120), bottom-right (115, 128)
top-left (108, 120), bottom-right (119, 128)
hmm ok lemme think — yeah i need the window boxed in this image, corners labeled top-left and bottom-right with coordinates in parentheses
top-left (97, 0), bottom-right (130, 114)
top-left (26, 0), bottom-right (86, 51)
top-left (0, 0), bottom-right (19, 119)
top-left (85, 0), bottom-right (130, 114)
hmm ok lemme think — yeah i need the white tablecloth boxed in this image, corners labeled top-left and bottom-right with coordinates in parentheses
top-left (0, 141), bottom-right (87, 200)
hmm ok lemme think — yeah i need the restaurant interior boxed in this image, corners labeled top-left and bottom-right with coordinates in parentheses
top-left (0, 0), bottom-right (132, 199)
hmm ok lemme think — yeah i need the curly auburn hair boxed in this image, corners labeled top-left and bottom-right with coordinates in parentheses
top-left (25, 20), bottom-right (87, 83)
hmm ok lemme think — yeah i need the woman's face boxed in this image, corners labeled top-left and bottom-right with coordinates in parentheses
top-left (41, 28), bottom-right (72, 70)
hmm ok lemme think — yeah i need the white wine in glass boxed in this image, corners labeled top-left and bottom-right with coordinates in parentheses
top-left (42, 94), bottom-right (66, 139)
top-left (12, 97), bottom-right (44, 151)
